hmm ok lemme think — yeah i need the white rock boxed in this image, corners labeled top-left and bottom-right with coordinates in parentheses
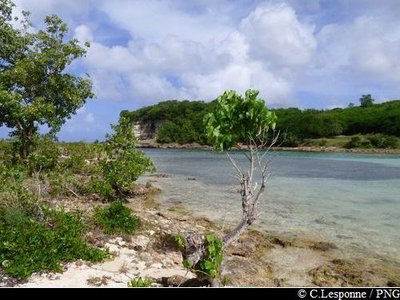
top-left (150, 263), bottom-right (163, 269)
top-left (104, 243), bottom-right (121, 255)
top-left (132, 235), bottom-right (150, 249)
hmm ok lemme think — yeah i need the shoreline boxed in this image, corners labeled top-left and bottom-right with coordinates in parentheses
top-left (137, 140), bottom-right (400, 154)
top-left (10, 179), bottom-right (400, 287)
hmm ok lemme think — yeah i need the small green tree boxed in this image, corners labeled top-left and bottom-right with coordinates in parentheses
top-left (177, 89), bottom-right (277, 286)
top-left (359, 94), bottom-right (374, 108)
top-left (92, 116), bottom-right (155, 200)
top-left (0, 1), bottom-right (93, 159)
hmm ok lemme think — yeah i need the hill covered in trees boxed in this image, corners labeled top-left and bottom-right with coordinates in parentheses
top-left (121, 98), bottom-right (400, 148)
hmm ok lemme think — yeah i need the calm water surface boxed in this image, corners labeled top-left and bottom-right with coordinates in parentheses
top-left (142, 149), bottom-right (400, 261)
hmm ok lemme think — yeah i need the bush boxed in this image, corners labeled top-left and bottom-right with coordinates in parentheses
top-left (27, 136), bottom-right (61, 173)
top-left (345, 135), bottom-right (399, 149)
top-left (101, 150), bottom-right (154, 199)
top-left (45, 170), bottom-right (92, 197)
top-left (367, 134), bottom-right (399, 149)
top-left (318, 139), bottom-right (328, 147)
top-left (93, 201), bottom-right (140, 235)
top-left (178, 233), bottom-right (223, 279)
top-left (127, 277), bottom-right (153, 287)
top-left (345, 136), bottom-right (371, 148)
top-left (95, 116), bottom-right (155, 201)
top-left (0, 165), bottom-right (36, 217)
top-left (280, 132), bottom-right (302, 147)
top-left (59, 154), bottom-right (89, 175)
top-left (0, 208), bottom-right (108, 278)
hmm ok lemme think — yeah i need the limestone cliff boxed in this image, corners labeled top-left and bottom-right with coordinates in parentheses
top-left (133, 120), bottom-right (165, 141)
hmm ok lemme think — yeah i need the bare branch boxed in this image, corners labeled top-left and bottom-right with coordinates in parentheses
top-left (226, 152), bottom-right (243, 177)
top-left (65, 185), bottom-right (81, 199)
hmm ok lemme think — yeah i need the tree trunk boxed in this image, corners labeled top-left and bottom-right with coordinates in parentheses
top-left (18, 123), bottom-right (35, 160)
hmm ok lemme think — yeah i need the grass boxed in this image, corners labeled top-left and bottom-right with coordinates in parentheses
top-left (303, 135), bottom-right (357, 148)
top-left (93, 201), bottom-right (140, 235)
top-left (303, 134), bottom-right (400, 149)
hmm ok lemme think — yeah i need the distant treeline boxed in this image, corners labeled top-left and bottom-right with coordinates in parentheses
top-left (121, 99), bottom-right (400, 147)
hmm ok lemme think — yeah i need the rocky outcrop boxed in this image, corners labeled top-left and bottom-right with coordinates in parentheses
top-left (133, 120), bottom-right (165, 140)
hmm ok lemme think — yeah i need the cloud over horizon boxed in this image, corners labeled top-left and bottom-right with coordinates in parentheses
top-left (2, 0), bottom-right (400, 141)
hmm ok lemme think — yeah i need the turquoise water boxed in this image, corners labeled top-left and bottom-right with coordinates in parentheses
top-left (142, 149), bottom-right (400, 261)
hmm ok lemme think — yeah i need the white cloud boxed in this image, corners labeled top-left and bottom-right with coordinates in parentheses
top-left (297, 10), bottom-right (400, 101)
top-left (99, 0), bottom-right (232, 44)
top-left (74, 106), bottom-right (95, 124)
top-left (240, 2), bottom-right (316, 68)
top-left (75, 1), bottom-right (315, 106)
top-left (14, 0), bottom-right (400, 111)
top-left (15, 0), bottom-right (92, 24)
top-left (74, 24), bottom-right (94, 43)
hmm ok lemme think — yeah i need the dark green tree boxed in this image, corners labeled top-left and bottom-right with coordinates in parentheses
top-left (359, 94), bottom-right (374, 108)
top-left (0, 1), bottom-right (93, 159)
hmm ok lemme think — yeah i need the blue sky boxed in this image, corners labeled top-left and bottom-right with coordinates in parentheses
top-left (1, 0), bottom-right (400, 141)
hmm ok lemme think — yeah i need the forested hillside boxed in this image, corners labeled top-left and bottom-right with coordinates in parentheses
top-left (122, 99), bottom-right (400, 148)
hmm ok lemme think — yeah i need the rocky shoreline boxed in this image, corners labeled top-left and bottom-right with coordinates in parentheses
top-left (5, 180), bottom-right (398, 288)
top-left (137, 140), bottom-right (400, 154)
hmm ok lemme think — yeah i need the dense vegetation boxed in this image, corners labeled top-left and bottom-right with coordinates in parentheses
top-left (0, 0), bottom-right (93, 159)
top-left (94, 201), bottom-right (140, 235)
top-left (121, 100), bottom-right (216, 144)
top-left (0, 1), bottom-right (154, 281)
top-left (0, 117), bottom-right (153, 279)
top-left (123, 98), bottom-right (400, 148)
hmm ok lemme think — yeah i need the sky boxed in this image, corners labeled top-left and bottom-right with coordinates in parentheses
top-left (1, 0), bottom-right (400, 141)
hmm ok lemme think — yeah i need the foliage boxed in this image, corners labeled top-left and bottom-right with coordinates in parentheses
top-left (0, 1), bottom-right (94, 159)
top-left (92, 117), bottom-right (154, 200)
top-left (93, 201), bottom-right (140, 235)
top-left (127, 277), bottom-right (153, 287)
top-left (345, 134), bottom-right (399, 149)
top-left (180, 234), bottom-right (223, 279)
top-left (26, 135), bottom-right (61, 173)
top-left (0, 208), bottom-right (108, 278)
top-left (60, 142), bottom-right (104, 160)
top-left (0, 164), bottom-right (35, 216)
top-left (204, 90), bottom-right (277, 151)
top-left (157, 120), bottom-right (197, 144)
top-left (101, 151), bottom-right (153, 199)
top-left (359, 94), bottom-right (374, 108)
top-left (122, 100), bottom-right (215, 145)
top-left (124, 96), bottom-right (400, 149)
top-left (174, 234), bottom-right (186, 249)
top-left (367, 134), bottom-right (399, 149)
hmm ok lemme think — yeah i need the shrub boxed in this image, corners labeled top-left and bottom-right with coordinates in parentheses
top-left (45, 170), bottom-right (92, 197)
top-left (96, 116), bottom-right (155, 201)
top-left (127, 277), bottom-right (153, 287)
top-left (318, 139), bottom-right (328, 147)
top-left (280, 132), bottom-right (301, 147)
top-left (59, 154), bottom-right (89, 175)
top-left (178, 233), bottom-right (223, 279)
top-left (27, 136), bottom-right (61, 173)
top-left (345, 135), bottom-right (399, 149)
top-left (367, 134), bottom-right (399, 149)
top-left (0, 208), bottom-right (108, 278)
top-left (101, 150), bottom-right (154, 199)
top-left (93, 201), bottom-right (140, 235)
top-left (345, 136), bottom-right (365, 148)
top-left (0, 165), bottom-right (36, 217)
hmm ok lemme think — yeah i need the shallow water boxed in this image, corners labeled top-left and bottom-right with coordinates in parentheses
top-left (142, 149), bottom-right (400, 262)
